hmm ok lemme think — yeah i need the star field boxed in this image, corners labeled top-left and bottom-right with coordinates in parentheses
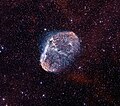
top-left (0, 0), bottom-right (120, 106)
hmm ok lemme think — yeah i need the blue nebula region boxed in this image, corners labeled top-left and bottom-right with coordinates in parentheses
top-left (39, 31), bottom-right (81, 73)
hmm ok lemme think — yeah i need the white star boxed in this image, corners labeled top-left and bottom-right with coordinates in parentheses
top-left (40, 81), bottom-right (43, 84)
top-left (44, 28), bottom-right (47, 31)
top-left (21, 91), bottom-right (24, 94)
top-left (2, 98), bottom-right (5, 101)
top-left (42, 94), bottom-right (45, 97)
top-left (1, 46), bottom-right (4, 50)
top-left (70, 19), bottom-right (73, 22)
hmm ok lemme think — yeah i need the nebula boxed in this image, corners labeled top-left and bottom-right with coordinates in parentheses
top-left (40, 31), bottom-right (81, 73)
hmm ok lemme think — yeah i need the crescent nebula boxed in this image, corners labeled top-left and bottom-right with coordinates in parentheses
top-left (40, 31), bottom-right (81, 73)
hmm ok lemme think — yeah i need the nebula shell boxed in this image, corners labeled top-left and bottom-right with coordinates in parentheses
top-left (40, 31), bottom-right (81, 73)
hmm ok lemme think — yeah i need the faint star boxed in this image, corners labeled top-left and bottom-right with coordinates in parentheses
top-left (78, 66), bottom-right (82, 69)
top-left (1, 46), bottom-right (4, 50)
top-left (83, 103), bottom-right (86, 105)
top-left (99, 20), bottom-right (103, 23)
top-left (70, 19), bottom-right (73, 22)
top-left (84, 6), bottom-right (87, 9)
top-left (102, 49), bottom-right (105, 52)
top-left (21, 91), bottom-right (24, 94)
top-left (40, 81), bottom-right (43, 84)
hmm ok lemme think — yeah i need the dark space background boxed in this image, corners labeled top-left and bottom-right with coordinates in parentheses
top-left (0, 0), bottom-right (120, 106)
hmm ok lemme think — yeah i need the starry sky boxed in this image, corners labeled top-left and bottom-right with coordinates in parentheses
top-left (0, 0), bottom-right (120, 106)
